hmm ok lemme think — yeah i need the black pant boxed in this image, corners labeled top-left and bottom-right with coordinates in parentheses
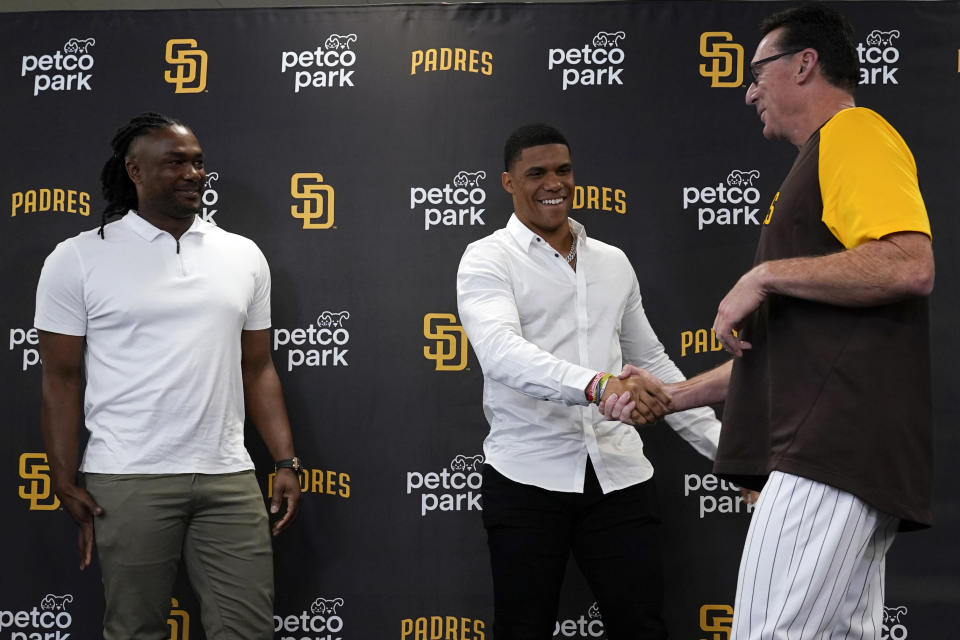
top-left (481, 462), bottom-right (668, 640)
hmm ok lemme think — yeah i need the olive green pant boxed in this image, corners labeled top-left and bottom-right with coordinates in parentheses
top-left (85, 471), bottom-right (274, 640)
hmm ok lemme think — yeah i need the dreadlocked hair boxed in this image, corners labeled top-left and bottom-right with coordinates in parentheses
top-left (99, 112), bottom-right (184, 238)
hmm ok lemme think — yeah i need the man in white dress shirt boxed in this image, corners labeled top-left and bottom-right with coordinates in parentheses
top-left (456, 123), bottom-right (722, 639)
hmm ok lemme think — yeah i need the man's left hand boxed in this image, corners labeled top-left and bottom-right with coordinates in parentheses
top-left (270, 468), bottom-right (302, 536)
top-left (713, 265), bottom-right (766, 357)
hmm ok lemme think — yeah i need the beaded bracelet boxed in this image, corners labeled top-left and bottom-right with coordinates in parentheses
top-left (594, 373), bottom-right (614, 405)
top-left (585, 372), bottom-right (605, 404)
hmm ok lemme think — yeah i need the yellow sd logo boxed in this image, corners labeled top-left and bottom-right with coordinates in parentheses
top-left (699, 604), bottom-right (733, 640)
top-left (164, 38), bottom-right (208, 93)
top-left (291, 173), bottom-right (336, 229)
top-left (18, 453), bottom-right (60, 511)
top-left (423, 313), bottom-right (468, 371)
top-left (699, 32), bottom-right (743, 88)
top-left (167, 598), bottom-right (190, 639)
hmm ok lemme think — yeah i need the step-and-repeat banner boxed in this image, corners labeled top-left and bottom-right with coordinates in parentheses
top-left (2, 2), bottom-right (958, 638)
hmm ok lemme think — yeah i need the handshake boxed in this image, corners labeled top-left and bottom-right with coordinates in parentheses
top-left (597, 364), bottom-right (676, 426)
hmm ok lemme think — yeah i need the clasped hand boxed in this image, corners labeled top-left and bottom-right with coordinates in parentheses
top-left (598, 365), bottom-right (672, 425)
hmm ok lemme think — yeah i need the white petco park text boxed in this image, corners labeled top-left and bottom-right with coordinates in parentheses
top-left (406, 467), bottom-right (482, 517)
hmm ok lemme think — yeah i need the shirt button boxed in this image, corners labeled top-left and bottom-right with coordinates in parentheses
top-left (536, 238), bottom-right (541, 242)
top-left (554, 253), bottom-right (559, 257)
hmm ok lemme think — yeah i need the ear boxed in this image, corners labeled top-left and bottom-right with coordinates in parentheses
top-left (501, 170), bottom-right (514, 195)
top-left (125, 159), bottom-right (142, 185)
top-left (796, 49), bottom-right (818, 83)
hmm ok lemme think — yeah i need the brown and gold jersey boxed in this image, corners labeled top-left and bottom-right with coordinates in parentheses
top-left (716, 108), bottom-right (933, 530)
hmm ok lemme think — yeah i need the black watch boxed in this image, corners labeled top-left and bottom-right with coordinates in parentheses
top-left (274, 457), bottom-right (303, 474)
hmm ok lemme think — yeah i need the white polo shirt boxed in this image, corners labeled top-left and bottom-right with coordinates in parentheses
top-left (35, 212), bottom-right (271, 474)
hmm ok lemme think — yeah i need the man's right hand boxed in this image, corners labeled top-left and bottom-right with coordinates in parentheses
top-left (599, 366), bottom-right (672, 425)
top-left (56, 483), bottom-right (103, 570)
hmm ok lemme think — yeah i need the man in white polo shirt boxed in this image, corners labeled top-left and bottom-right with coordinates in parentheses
top-left (35, 112), bottom-right (302, 640)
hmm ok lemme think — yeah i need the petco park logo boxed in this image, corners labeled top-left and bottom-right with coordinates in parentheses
top-left (282, 34), bottom-right (358, 92)
top-left (699, 32), bottom-right (744, 88)
top-left (292, 173), bottom-right (336, 229)
top-left (20, 37), bottom-right (96, 96)
top-left (199, 171), bottom-right (221, 225)
top-left (423, 313), bottom-right (468, 371)
top-left (406, 454), bottom-right (484, 517)
top-left (275, 596), bottom-right (346, 640)
top-left (699, 604), bottom-right (733, 640)
top-left (547, 30), bottom-right (626, 90)
top-left (9, 326), bottom-right (41, 371)
top-left (409, 170), bottom-right (488, 230)
top-left (684, 474), bottom-right (755, 519)
top-left (19, 453), bottom-right (61, 511)
top-left (858, 29), bottom-right (902, 85)
top-left (0, 593), bottom-right (75, 639)
top-left (555, 602), bottom-right (605, 639)
top-left (681, 170), bottom-right (761, 230)
top-left (881, 605), bottom-right (910, 640)
top-left (164, 38), bottom-right (208, 93)
top-left (273, 311), bottom-right (351, 371)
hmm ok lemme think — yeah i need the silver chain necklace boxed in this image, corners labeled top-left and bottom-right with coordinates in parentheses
top-left (565, 232), bottom-right (578, 263)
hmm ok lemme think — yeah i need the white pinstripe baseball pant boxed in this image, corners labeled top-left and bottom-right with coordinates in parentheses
top-left (730, 471), bottom-right (898, 640)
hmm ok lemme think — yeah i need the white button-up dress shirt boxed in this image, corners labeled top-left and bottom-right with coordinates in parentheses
top-left (456, 214), bottom-right (720, 493)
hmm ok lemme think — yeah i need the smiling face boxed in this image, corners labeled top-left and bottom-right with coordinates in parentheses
top-left (126, 124), bottom-right (205, 220)
top-left (501, 143), bottom-right (574, 240)
top-left (745, 27), bottom-right (803, 143)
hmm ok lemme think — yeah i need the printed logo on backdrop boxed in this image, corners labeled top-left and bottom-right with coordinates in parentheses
top-left (0, 593), bottom-right (75, 637)
top-left (547, 30), bottom-right (626, 90)
top-left (10, 326), bottom-right (41, 371)
top-left (680, 328), bottom-right (725, 358)
top-left (882, 605), bottom-right (909, 640)
top-left (291, 173), bottom-right (336, 229)
top-left (858, 29), bottom-right (901, 85)
top-left (164, 39), bottom-right (208, 93)
top-left (168, 598), bottom-right (190, 640)
top-left (11, 187), bottom-right (90, 218)
top-left (571, 186), bottom-right (626, 215)
top-left (406, 453), bottom-right (483, 517)
top-left (20, 37), bottom-right (96, 96)
top-left (275, 596), bottom-right (346, 639)
top-left (199, 172), bottom-right (220, 225)
top-left (699, 604), bottom-right (733, 640)
top-left (682, 170), bottom-right (761, 230)
top-left (684, 474), bottom-right (755, 518)
top-left (423, 313), bottom-right (468, 373)
top-left (282, 34), bottom-right (358, 91)
top-left (401, 615), bottom-right (486, 640)
top-left (699, 32), bottom-right (744, 88)
top-left (423, 313), bottom-right (468, 371)
top-left (555, 602), bottom-right (605, 638)
top-left (19, 453), bottom-right (61, 511)
top-left (274, 311), bottom-right (351, 371)
top-left (411, 47), bottom-right (493, 75)
top-left (409, 170), bottom-right (488, 230)
top-left (266, 466), bottom-right (351, 500)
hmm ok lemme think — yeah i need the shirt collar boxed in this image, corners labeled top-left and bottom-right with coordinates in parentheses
top-left (121, 210), bottom-right (212, 242)
top-left (506, 213), bottom-right (587, 252)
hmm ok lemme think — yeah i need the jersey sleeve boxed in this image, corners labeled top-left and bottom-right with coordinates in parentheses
top-left (34, 240), bottom-right (87, 336)
top-left (819, 108), bottom-right (931, 249)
